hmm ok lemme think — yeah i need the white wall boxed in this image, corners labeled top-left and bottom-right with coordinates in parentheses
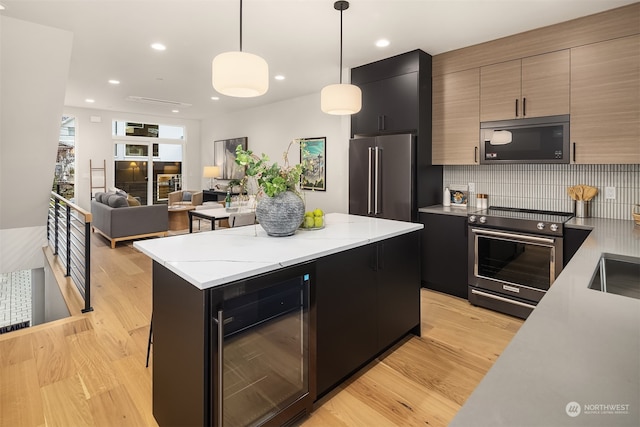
top-left (64, 107), bottom-right (202, 211)
top-left (201, 93), bottom-right (351, 214)
top-left (0, 16), bottom-right (72, 273)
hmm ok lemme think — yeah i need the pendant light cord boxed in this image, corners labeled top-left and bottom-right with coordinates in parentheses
top-left (339, 7), bottom-right (343, 84)
top-left (239, 0), bottom-right (243, 52)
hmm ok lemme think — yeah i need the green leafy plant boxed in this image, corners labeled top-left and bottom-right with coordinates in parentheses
top-left (235, 140), bottom-right (307, 198)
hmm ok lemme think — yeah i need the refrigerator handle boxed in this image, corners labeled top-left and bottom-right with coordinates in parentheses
top-left (367, 147), bottom-right (373, 215)
top-left (374, 147), bottom-right (380, 215)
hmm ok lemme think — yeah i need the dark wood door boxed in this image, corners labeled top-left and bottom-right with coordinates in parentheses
top-left (420, 212), bottom-right (469, 299)
top-left (351, 73), bottom-right (419, 135)
top-left (377, 232), bottom-right (421, 351)
top-left (315, 243), bottom-right (378, 397)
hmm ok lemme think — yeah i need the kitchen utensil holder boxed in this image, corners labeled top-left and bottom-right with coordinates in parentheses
top-left (575, 200), bottom-right (591, 218)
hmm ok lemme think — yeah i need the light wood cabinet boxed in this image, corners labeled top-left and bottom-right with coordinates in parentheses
top-left (480, 50), bottom-right (570, 121)
top-left (432, 68), bottom-right (480, 165)
top-left (570, 35), bottom-right (640, 164)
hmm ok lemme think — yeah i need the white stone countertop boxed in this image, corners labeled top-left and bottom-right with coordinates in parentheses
top-left (134, 213), bottom-right (422, 290)
top-left (451, 217), bottom-right (640, 426)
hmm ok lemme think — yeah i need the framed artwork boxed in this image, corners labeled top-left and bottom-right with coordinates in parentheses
top-left (300, 137), bottom-right (326, 191)
top-left (214, 137), bottom-right (247, 180)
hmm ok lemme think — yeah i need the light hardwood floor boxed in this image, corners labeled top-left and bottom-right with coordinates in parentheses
top-left (0, 232), bottom-right (522, 427)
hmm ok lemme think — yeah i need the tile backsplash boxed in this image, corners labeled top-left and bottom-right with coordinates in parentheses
top-left (443, 164), bottom-right (640, 220)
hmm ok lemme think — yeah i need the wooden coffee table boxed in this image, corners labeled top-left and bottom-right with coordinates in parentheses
top-left (167, 206), bottom-right (195, 231)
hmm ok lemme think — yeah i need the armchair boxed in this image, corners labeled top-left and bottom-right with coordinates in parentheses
top-left (168, 190), bottom-right (203, 207)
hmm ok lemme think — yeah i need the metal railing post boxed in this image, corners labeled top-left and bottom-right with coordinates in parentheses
top-left (54, 198), bottom-right (60, 255)
top-left (82, 221), bottom-right (93, 313)
top-left (65, 204), bottom-right (72, 277)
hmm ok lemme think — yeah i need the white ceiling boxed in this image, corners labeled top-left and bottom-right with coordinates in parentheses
top-left (2, 0), bottom-right (636, 120)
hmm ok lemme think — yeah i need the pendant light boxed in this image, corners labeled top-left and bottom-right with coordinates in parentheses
top-left (212, 0), bottom-right (268, 97)
top-left (321, 1), bottom-right (361, 115)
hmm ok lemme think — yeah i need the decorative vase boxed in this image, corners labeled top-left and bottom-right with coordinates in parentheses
top-left (256, 191), bottom-right (305, 237)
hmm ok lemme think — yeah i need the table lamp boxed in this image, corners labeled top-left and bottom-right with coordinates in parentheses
top-left (203, 166), bottom-right (220, 190)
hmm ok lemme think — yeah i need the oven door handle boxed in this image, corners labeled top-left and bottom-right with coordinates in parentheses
top-left (471, 289), bottom-right (537, 310)
top-left (470, 228), bottom-right (556, 245)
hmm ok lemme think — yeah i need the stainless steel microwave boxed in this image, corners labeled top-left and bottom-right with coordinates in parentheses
top-left (480, 115), bottom-right (570, 164)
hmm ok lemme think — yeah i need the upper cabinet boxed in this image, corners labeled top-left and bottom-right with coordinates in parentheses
top-left (480, 50), bottom-right (570, 122)
top-left (352, 73), bottom-right (419, 134)
top-left (350, 50), bottom-right (430, 137)
top-left (432, 68), bottom-right (480, 165)
top-left (570, 35), bottom-right (640, 164)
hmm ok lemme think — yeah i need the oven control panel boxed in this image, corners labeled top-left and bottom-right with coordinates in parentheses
top-left (468, 214), bottom-right (566, 236)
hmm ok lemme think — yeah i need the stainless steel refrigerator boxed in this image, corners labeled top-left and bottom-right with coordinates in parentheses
top-left (349, 134), bottom-right (416, 222)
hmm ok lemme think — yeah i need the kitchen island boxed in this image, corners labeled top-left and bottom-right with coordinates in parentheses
top-left (451, 217), bottom-right (640, 426)
top-left (134, 213), bottom-right (422, 426)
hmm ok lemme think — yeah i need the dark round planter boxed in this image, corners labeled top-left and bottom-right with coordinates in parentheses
top-left (256, 191), bottom-right (305, 237)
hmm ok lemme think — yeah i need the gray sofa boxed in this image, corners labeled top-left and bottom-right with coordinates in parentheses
top-left (91, 195), bottom-right (168, 248)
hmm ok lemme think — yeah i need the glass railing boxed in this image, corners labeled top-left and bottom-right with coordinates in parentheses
top-left (47, 192), bottom-right (93, 313)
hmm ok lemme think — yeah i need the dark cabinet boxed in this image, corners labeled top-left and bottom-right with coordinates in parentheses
top-left (419, 212), bottom-right (469, 299)
top-left (350, 49), bottom-right (441, 208)
top-left (352, 72), bottom-right (419, 134)
top-left (377, 232), bottom-right (421, 350)
top-left (351, 49), bottom-right (430, 138)
top-left (564, 227), bottom-right (591, 266)
top-left (315, 231), bottom-right (421, 398)
top-left (315, 243), bottom-right (378, 397)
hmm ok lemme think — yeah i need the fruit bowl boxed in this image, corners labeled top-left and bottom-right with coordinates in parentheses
top-left (300, 210), bottom-right (325, 230)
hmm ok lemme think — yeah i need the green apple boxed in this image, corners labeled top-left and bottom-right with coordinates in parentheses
top-left (314, 216), bottom-right (323, 228)
top-left (313, 208), bottom-right (324, 217)
top-left (304, 216), bottom-right (315, 228)
top-left (305, 211), bottom-right (313, 218)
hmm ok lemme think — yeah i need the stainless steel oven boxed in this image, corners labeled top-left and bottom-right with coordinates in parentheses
top-left (468, 207), bottom-right (572, 318)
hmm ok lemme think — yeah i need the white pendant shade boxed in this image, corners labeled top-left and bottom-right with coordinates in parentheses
top-left (212, 51), bottom-right (269, 98)
top-left (321, 83), bottom-right (362, 115)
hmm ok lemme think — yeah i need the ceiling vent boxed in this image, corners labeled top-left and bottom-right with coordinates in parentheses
top-left (125, 96), bottom-right (192, 108)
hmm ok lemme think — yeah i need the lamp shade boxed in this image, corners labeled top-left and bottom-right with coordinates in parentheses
top-left (203, 166), bottom-right (220, 178)
top-left (212, 51), bottom-right (269, 97)
top-left (321, 83), bottom-right (362, 115)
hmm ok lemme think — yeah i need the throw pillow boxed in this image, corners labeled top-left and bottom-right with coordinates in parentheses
top-left (94, 192), bottom-right (106, 203)
top-left (127, 195), bottom-right (141, 206)
top-left (182, 191), bottom-right (192, 202)
top-left (107, 194), bottom-right (129, 208)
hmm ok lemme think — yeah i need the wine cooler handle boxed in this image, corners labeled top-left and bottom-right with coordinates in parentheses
top-left (374, 147), bottom-right (380, 215)
top-left (367, 147), bottom-right (373, 214)
top-left (216, 309), bottom-right (224, 427)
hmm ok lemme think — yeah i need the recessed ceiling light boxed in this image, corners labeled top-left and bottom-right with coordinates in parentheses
top-left (274, 75), bottom-right (285, 81)
top-left (151, 43), bottom-right (166, 51)
top-left (0, 4), bottom-right (6, 11)
top-left (171, 109), bottom-right (179, 113)
top-left (85, 98), bottom-right (95, 103)
top-left (211, 96), bottom-right (220, 101)
top-left (108, 79), bottom-right (120, 85)
top-left (375, 39), bottom-right (390, 48)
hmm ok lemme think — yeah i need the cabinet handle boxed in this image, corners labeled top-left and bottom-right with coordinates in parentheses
top-left (572, 142), bottom-right (576, 163)
top-left (214, 309), bottom-right (224, 427)
top-left (515, 99), bottom-right (518, 117)
top-left (367, 147), bottom-right (373, 214)
top-left (522, 97), bottom-right (526, 117)
top-left (474, 146), bottom-right (478, 163)
top-left (379, 115), bottom-right (386, 131)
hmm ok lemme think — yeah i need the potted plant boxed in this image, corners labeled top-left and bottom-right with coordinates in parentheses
top-left (235, 140), bottom-right (307, 236)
